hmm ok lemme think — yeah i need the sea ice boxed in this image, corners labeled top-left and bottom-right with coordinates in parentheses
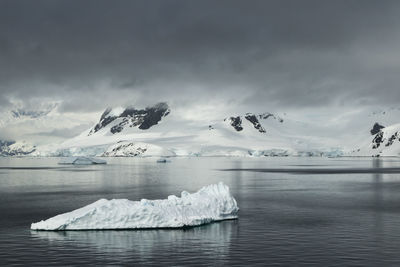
top-left (31, 182), bottom-right (238, 230)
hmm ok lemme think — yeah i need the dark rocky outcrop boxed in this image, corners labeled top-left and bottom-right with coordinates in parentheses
top-left (371, 127), bottom-right (400, 151)
top-left (386, 132), bottom-right (399, 147)
top-left (138, 103), bottom-right (171, 130)
top-left (370, 123), bottom-right (385, 135)
top-left (245, 113), bottom-right (266, 133)
top-left (372, 131), bottom-right (383, 149)
top-left (92, 109), bottom-right (119, 134)
top-left (89, 102), bottom-right (170, 135)
top-left (259, 113), bottom-right (284, 123)
top-left (227, 116), bottom-right (243, 131)
top-left (224, 112), bottom-right (283, 133)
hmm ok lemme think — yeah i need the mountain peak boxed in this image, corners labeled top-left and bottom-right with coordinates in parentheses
top-left (224, 112), bottom-right (283, 133)
top-left (370, 122), bottom-right (385, 135)
top-left (88, 102), bottom-right (170, 136)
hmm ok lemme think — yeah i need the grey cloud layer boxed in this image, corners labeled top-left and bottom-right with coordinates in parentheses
top-left (1, 0), bottom-right (400, 112)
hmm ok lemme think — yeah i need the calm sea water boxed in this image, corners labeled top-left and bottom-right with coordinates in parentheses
top-left (1, 157), bottom-right (400, 266)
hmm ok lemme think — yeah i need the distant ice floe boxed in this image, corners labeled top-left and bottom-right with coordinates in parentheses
top-left (156, 158), bottom-right (170, 163)
top-left (58, 156), bottom-right (107, 165)
top-left (31, 182), bottom-right (238, 230)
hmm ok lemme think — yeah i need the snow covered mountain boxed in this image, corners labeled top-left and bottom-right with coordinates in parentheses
top-left (26, 103), bottom-right (400, 158)
top-left (0, 140), bottom-right (36, 156)
top-left (33, 102), bottom-right (343, 157)
top-left (345, 107), bottom-right (400, 157)
top-left (352, 123), bottom-right (400, 157)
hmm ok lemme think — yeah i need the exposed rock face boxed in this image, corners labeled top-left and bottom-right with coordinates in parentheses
top-left (226, 116), bottom-right (243, 132)
top-left (372, 130), bottom-right (400, 149)
top-left (370, 122), bottom-right (385, 135)
top-left (259, 113), bottom-right (284, 123)
top-left (91, 108), bottom-right (118, 134)
top-left (245, 113), bottom-right (266, 133)
top-left (224, 112), bottom-right (283, 133)
top-left (370, 126), bottom-right (400, 154)
top-left (102, 142), bottom-right (147, 157)
top-left (386, 132), bottom-right (399, 147)
top-left (352, 123), bottom-right (400, 157)
top-left (89, 102), bottom-right (170, 135)
top-left (372, 131), bottom-right (384, 149)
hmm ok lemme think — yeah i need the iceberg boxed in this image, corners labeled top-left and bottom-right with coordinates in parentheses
top-left (156, 158), bottom-right (170, 163)
top-left (58, 156), bottom-right (107, 165)
top-left (31, 182), bottom-right (238, 230)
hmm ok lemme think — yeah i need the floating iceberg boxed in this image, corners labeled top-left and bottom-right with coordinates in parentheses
top-left (156, 158), bottom-right (170, 163)
top-left (31, 182), bottom-right (238, 230)
top-left (58, 156), bottom-right (107, 165)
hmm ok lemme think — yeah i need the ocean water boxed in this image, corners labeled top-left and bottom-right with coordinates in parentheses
top-left (1, 157), bottom-right (400, 266)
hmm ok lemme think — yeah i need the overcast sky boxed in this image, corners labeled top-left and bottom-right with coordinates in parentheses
top-left (1, 0), bottom-right (400, 142)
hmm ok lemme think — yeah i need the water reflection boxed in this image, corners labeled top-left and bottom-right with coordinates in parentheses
top-left (372, 158), bottom-right (383, 212)
top-left (31, 221), bottom-right (236, 261)
top-left (372, 158), bottom-right (383, 265)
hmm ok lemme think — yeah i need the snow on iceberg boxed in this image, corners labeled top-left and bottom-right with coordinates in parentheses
top-left (30, 182), bottom-right (238, 230)
top-left (58, 156), bottom-right (107, 165)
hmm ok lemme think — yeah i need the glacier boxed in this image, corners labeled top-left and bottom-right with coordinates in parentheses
top-left (30, 182), bottom-right (239, 230)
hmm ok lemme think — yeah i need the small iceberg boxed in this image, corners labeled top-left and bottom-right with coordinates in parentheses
top-left (156, 158), bottom-right (170, 163)
top-left (58, 156), bottom-right (107, 165)
top-left (31, 182), bottom-right (238, 230)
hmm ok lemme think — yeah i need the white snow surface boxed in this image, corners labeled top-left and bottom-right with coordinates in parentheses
top-left (31, 182), bottom-right (239, 230)
top-left (28, 105), bottom-right (400, 158)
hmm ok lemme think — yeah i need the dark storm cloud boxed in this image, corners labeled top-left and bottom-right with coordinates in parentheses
top-left (1, 0), bottom-right (400, 112)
